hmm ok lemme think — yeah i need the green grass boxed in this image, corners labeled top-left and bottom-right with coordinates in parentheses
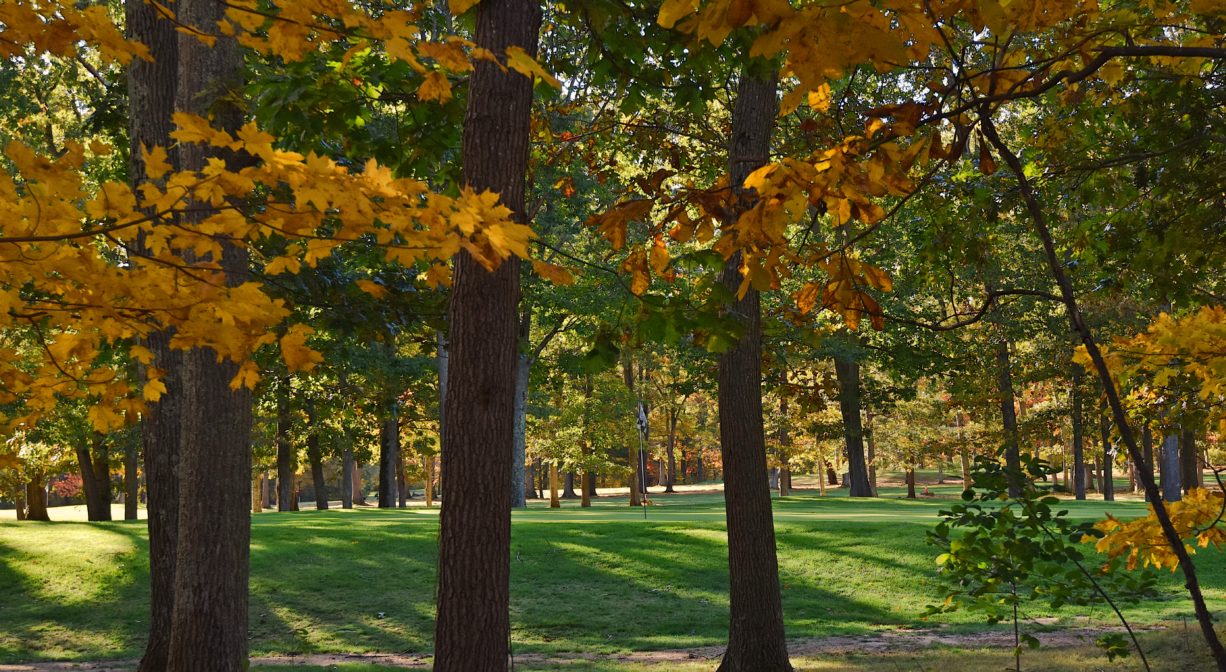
top-left (0, 480), bottom-right (1223, 667)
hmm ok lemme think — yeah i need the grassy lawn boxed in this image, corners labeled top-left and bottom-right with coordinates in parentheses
top-left (1, 477), bottom-right (1222, 668)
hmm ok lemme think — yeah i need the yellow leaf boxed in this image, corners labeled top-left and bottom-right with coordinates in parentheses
top-left (658, 0), bottom-right (698, 28)
top-left (449, 0), bottom-right (481, 15)
top-left (280, 325), bottom-right (324, 373)
top-left (807, 83), bottom-right (832, 112)
top-left (141, 144), bottom-right (173, 180)
top-left (650, 237), bottom-right (670, 276)
top-left (532, 260), bottom-right (575, 285)
top-left (621, 248), bottom-right (650, 295)
top-left (505, 46), bottom-right (561, 89)
top-left (356, 279), bottom-right (387, 297)
top-left (417, 71), bottom-right (453, 103)
top-left (230, 361), bottom-right (261, 390)
top-left (142, 378), bottom-right (168, 403)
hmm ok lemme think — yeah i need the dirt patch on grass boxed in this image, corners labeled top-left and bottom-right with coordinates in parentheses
top-left (0, 625), bottom-right (1161, 670)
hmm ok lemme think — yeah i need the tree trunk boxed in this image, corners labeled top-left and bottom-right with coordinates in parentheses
top-left (126, 0), bottom-right (180, 664)
top-left (124, 440), bottom-right (139, 520)
top-left (1142, 425), bottom-right (1155, 501)
top-left (511, 316), bottom-right (530, 508)
top-left (906, 469), bottom-right (917, 499)
top-left (167, 2), bottom-right (253, 667)
top-left (352, 462), bottom-right (366, 505)
top-left (585, 471), bottom-right (598, 500)
top-left (276, 381), bottom-right (294, 512)
top-left (251, 474), bottom-right (262, 513)
top-left (581, 469), bottom-right (592, 507)
top-left (378, 396), bottom-right (399, 509)
top-left (76, 435), bottom-right (111, 522)
top-left (397, 449), bottom-right (408, 507)
top-left (996, 340), bottom-right (1022, 498)
top-left (561, 471), bottom-right (578, 499)
top-left (25, 479), bottom-right (50, 521)
top-left (865, 411), bottom-right (878, 496)
top-left (549, 462), bottom-right (560, 508)
top-left (1099, 403), bottom-right (1114, 501)
top-left (1071, 365), bottom-right (1087, 500)
top-left (1162, 431), bottom-right (1182, 502)
top-left (833, 354), bottom-right (872, 497)
top-left (665, 408), bottom-right (678, 493)
top-left (1181, 428), bottom-right (1200, 492)
top-left (623, 356), bottom-right (642, 506)
top-left (714, 69), bottom-right (791, 672)
top-left (432, 0), bottom-right (538, 666)
top-left (15, 489), bottom-right (26, 520)
top-left (307, 419), bottom-right (327, 511)
top-left (341, 447), bottom-right (354, 509)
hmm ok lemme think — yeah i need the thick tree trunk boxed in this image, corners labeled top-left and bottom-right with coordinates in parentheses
top-left (906, 469), bottom-right (917, 499)
top-left (715, 70), bottom-right (791, 672)
top-left (124, 441), bottom-right (139, 520)
top-left (77, 435), bottom-right (111, 522)
top-left (432, 0), bottom-right (538, 666)
top-left (352, 463), bottom-right (366, 504)
top-left (276, 381), bottom-right (294, 512)
top-left (833, 355), bottom-right (872, 497)
top-left (585, 471), bottom-right (598, 500)
top-left (25, 479), bottom-right (50, 521)
top-left (1162, 432), bottom-right (1182, 502)
top-left (1181, 428), bottom-right (1200, 491)
top-left (126, 0), bottom-right (180, 664)
top-left (562, 471), bottom-right (578, 499)
top-left (996, 340), bottom-right (1022, 498)
top-left (1071, 365), bottom-right (1087, 500)
top-left (167, 2), bottom-right (253, 668)
top-left (378, 398), bottom-right (399, 509)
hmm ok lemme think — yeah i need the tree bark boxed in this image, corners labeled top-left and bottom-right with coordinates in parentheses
top-left (585, 471), bottom-right (598, 500)
top-left (126, 0), bottom-right (180, 663)
top-left (622, 356), bottom-right (642, 506)
top-left (715, 69), bottom-right (791, 672)
top-left (276, 381), bottom-right (294, 512)
top-left (15, 489), bottom-right (26, 520)
top-left (432, 0), bottom-right (538, 666)
top-left (1161, 432), bottom-right (1182, 502)
top-left (665, 408), bottom-right (678, 493)
top-left (307, 408), bottom-right (328, 511)
top-left (76, 435), bottom-right (111, 522)
top-left (833, 354), bottom-right (872, 497)
top-left (996, 340), bottom-right (1022, 498)
top-left (561, 471), bottom-right (578, 499)
top-left (906, 469), bottom-right (917, 499)
top-left (1099, 403), bottom-right (1114, 501)
top-left (378, 397), bottom-right (399, 509)
top-left (341, 447), bottom-right (354, 509)
top-left (1142, 424), bottom-right (1155, 501)
top-left (1071, 365), bottom-right (1087, 499)
top-left (549, 462), bottom-right (560, 508)
top-left (25, 479), bottom-right (50, 521)
top-left (865, 411), bottom-right (878, 495)
top-left (1180, 428), bottom-right (1200, 491)
top-left (511, 315), bottom-right (530, 508)
top-left (124, 440), bottom-right (139, 520)
top-left (166, 1), bottom-right (253, 668)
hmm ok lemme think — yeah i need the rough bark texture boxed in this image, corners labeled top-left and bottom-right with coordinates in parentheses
top-left (715, 71), bottom-right (791, 672)
top-left (276, 382), bottom-right (294, 512)
top-left (166, 1), bottom-right (253, 669)
top-left (432, 0), bottom-right (538, 667)
top-left (996, 340), bottom-right (1022, 498)
top-left (833, 355), bottom-right (872, 497)
top-left (25, 479), bottom-right (49, 521)
top-left (127, 0), bottom-right (180, 665)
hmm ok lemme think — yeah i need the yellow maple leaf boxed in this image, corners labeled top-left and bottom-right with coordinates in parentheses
top-left (280, 324), bottom-right (324, 373)
top-left (141, 144), bottom-right (173, 180)
top-left (418, 71), bottom-right (453, 103)
top-left (355, 279), bottom-right (387, 297)
top-left (532, 260), bottom-right (575, 285)
top-left (505, 46), bottom-right (561, 88)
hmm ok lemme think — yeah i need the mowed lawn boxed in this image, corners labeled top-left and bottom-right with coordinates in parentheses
top-left (1, 478), bottom-right (1223, 666)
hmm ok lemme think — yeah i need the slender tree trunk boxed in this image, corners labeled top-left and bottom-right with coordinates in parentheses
top-left (351, 463), bottom-right (366, 505)
top-left (307, 412), bottom-right (327, 511)
top-left (340, 447), bottom-right (354, 509)
top-left (833, 355), bottom-right (872, 497)
top-left (1099, 403), bottom-right (1114, 501)
top-left (15, 489), bottom-right (26, 520)
top-left (549, 462), bottom-right (560, 508)
top-left (1142, 425), bottom-right (1155, 501)
top-left (1181, 428), bottom-right (1200, 492)
top-left (25, 479), bottom-right (50, 521)
top-left (715, 69), bottom-right (791, 672)
top-left (378, 390), bottom-right (399, 509)
top-left (125, 440), bottom-right (139, 520)
top-left (585, 471), bottom-right (598, 500)
top-left (397, 450), bottom-right (408, 507)
top-left (433, 0), bottom-right (538, 666)
top-left (996, 340), bottom-right (1022, 498)
top-left (511, 315), bottom-right (530, 508)
top-left (906, 469), bottom-right (917, 499)
top-left (623, 356), bottom-right (642, 506)
top-left (665, 408), bottom-right (678, 493)
top-left (251, 475), bottom-right (262, 513)
top-left (127, 0), bottom-right (179, 663)
top-left (981, 116), bottom-right (1226, 668)
top-left (1071, 365), bottom-right (1087, 500)
top-left (276, 381), bottom-right (294, 512)
top-left (1162, 432), bottom-right (1182, 502)
top-left (865, 411), bottom-right (878, 496)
